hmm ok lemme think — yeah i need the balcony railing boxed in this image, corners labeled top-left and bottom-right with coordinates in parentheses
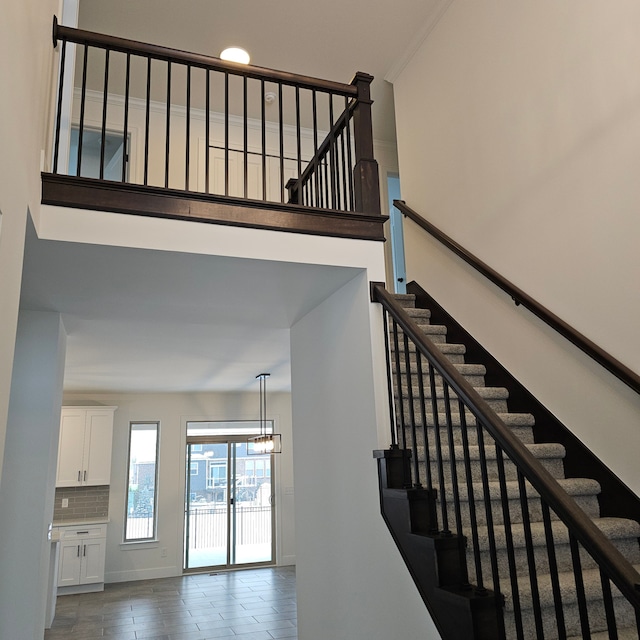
top-left (44, 17), bottom-right (384, 241)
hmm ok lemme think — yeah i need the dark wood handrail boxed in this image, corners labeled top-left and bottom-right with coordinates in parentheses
top-left (52, 17), bottom-right (358, 97)
top-left (371, 282), bottom-right (640, 609)
top-left (394, 200), bottom-right (640, 395)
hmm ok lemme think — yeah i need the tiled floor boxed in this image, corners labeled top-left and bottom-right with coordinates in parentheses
top-left (45, 566), bottom-right (297, 640)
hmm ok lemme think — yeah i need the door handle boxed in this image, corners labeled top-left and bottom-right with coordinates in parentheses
top-left (83, 545), bottom-right (86, 557)
top-left (83, 470), bottom-right (87, 482)
top-left (77, 545), bottom-right (80, 557)
top-left (78, 471), bottom-right (81, 482)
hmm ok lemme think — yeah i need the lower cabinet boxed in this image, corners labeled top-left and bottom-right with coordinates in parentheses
top-left (55, 524), bottom-right (107, 592)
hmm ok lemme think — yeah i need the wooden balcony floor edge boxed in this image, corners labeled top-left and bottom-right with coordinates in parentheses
top-left (41, 173), bottom-right (388, 242)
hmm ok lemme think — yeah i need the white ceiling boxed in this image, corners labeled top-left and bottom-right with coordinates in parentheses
top-left (20, 225), bottom-right (360, 392)
top-left (77, 0), bottom-right (446, 143)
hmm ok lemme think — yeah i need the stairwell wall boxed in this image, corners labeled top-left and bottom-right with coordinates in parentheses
top-left (0, 0), bottom-right (59, 489)
top-left (392, 1), bottom-right (640, 494)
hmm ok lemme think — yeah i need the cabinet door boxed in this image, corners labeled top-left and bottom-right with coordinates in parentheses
top-left (56, 410), bottom-right (86, 487)
top-left (57, 540), bottom-right (82, 587)
top-left (80, 538), bottom-right (106, 584)
top-left (83, 410), bottom-right (114, 485)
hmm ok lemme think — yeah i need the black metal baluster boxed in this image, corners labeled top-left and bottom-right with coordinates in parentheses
top-left (312, 90), bottom-right (319, 207)
top-left (541, 501), bottom-right (567, 639)
top-left (243, 76), bottom-right (248, 198)
top-left (428, 363), bottom-right (449, 535)
top-left (144, 56), bottom-right (151, 185)
top-left (415, 351), bottom-right (433, 494)
top-left (345, 99), bottom-right (354, 210)
top-left (224, 72), bottom-right (229, 196)
top-left (516, 470), bottom-right (545, 638)
top-left (53, 38), bottom-right (67, 174)
top-left (185, 64), bottom-right (191, 191)
top-left (328, 95), bottom-right (337, 209)
top-left (382, 309), bottom-right (398, 448)
top-left (598, 570), bottom-right (619, 639)
top-left (295, 86), bottom-right (302, 181)
top-left (443, 383), bottom-right (469, 585)
top-left (458, 401), bottom-right (485, 592)
top-left (495, 446), bottom-right (525, 639)
top-left (205, 69), bottom-right (210, 194)
top-left (165, 61), bottom-right (171, 189)
top-left (122, 52), bottom-right (130, 183)
top-left (391, 319), bottom-right (407, 453)
top-left (278, 83), bottom-right (284, 203)
top-left (99, 50), bottom-right (110, 180)
top-left (76, 45), bottom-right (89, 177)
top-left (569, 532), bottom-right (592, 639)
top-left (402, 333), bottom-right (421, 488)
top-left (339, 124), bottom-right (348, 210)
top-left (261, 79), bottom-right (266, 201)
top-left (476, 421), bottom-right (506, 639)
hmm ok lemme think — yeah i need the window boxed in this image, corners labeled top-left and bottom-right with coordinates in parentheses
top-left (190, 462), bottom-right (199, 475)
top-left (206, 462), bottom-right (226, 489)
top-left (124, 422), bottom-right (159, 542)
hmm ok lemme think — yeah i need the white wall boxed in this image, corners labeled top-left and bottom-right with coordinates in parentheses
top-left (290, 272), bottom-right (441, 640)
top-left (0, 311), bottom-right (66, 640)
top-left (62, 390), bottom-right (295, 581)
top-left (393, 0), bottom-right (640, 494)
top-left (0, 0), bottom-right (59, 486)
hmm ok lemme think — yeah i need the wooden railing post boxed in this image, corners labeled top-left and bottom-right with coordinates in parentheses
top-left (285, 178), bottom-right (300, 205)
top-left (351, 72), bottom-right (380, 215)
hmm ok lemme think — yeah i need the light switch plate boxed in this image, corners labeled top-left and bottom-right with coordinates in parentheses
top-left (62, 498), bottom-right (69, 508)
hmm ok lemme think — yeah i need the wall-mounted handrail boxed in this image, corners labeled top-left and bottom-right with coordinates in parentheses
top-left (394, 200), bottom-right (640, 395)
top-left (371, 282), bottom-right (640, 635)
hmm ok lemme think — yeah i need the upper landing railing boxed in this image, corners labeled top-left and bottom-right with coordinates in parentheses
top-left (45, 17), bottom-right (384, 241)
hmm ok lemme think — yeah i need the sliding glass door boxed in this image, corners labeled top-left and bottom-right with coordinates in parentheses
top-left (184, 423), bottom-right (274, 571)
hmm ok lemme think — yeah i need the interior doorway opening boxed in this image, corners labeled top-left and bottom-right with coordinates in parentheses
top-left (184, 421), bottom-right (276, 572)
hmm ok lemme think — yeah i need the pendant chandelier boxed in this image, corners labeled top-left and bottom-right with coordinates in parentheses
top-left (247, 373), bottom-right (282, 455)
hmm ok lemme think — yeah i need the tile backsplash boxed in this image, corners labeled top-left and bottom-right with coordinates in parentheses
top-left (53, 485), bottom-right (110, 522)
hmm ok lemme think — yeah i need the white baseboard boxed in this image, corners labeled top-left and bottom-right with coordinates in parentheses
top-left (105, 565), bottom-right (180, 583)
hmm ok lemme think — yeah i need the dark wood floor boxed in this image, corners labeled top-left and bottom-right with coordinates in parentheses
top-left (44, 566), bottom-right (297, 639)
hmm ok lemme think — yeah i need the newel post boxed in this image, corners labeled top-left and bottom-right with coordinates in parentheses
top-left (351, 72), bottom-right (381, 215)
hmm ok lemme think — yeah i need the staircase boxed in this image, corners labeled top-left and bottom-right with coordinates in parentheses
top-left (374, 289), bottom-right (640, 640)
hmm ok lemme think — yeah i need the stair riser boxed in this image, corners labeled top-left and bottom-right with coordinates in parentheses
top-left (399, 425), bottom-right (535, 446)
top-left (402, 398), bottom-right (510, 413)
top-left (394, 351), bottom-right (467, 365)
top-left (418, 456), bottom-right (566, 484)
top-left (396, 372), bottom-right (487, 388)
top-left (504, 595), bottom-right (637, 640)
top-left (468, 538), bottom-right (640, 585)
top-left (443, 494), bottom-right (601, 527)
top-left (391, 330), bottom-right (447, 344)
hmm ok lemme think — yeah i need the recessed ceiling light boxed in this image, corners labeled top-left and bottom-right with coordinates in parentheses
top-left (220, 47), bottom-right (250, 65)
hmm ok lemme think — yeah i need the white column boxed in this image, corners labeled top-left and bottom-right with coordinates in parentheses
top-left (290, 272), bottom-right (441, 640)
top-left (0, 311), bottom-right (66, 640)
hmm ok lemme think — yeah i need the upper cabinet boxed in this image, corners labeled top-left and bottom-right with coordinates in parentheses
top-left (56, 407), bottom-right (117, 487)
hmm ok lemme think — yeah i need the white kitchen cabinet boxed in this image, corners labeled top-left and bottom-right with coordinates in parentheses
top-left (56, 406), bottom-right (117, 487)
top-left (55, 524), bottom-right (107, 592)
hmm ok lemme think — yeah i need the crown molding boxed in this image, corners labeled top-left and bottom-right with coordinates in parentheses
top-left (384, 0), bottom-right (455, 84)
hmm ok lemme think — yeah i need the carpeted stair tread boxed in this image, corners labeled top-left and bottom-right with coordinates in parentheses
top-left (504, 563), bottom-right (640, 611)
top-left (418, 442), bottom-right (565, 463)
top-left (403, 384), bottom-right (510, 401)
top-left (567, 627), bottom-right (640, 640)
top-left (454, 477), bottom-right (602, 503)
top-left (392, 294), bottom-right (417, 308)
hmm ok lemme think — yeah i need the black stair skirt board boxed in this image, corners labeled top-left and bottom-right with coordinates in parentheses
top-left (374, 450), bottom-right (502, 640)
top-left (406, 280), bottom-right (640, 525)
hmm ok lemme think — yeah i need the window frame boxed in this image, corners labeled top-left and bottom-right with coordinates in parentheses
top-left (124, 421), bottom-right (160, 543)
